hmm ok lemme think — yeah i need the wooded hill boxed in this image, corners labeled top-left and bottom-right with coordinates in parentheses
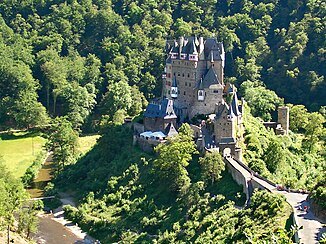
top-left (57, 124), bottom-right (294, 243)
top-left (0, 0), bottom-right (325, 129)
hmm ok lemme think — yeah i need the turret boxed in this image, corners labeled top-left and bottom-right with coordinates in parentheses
top-left (171, 75), bottom-right (178, 99)
top-left (198, 78), bottom-right (204, 101)
top-left (162, 66), bottom-right (167, 79)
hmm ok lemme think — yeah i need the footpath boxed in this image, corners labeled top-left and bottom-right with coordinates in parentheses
top-left (225, 156), bottom-right (326, 243)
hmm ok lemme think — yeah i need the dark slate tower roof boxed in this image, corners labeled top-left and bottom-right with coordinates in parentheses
top-left (202, 67), bottom-right (221, 88)
top-left (188, 40), bottom-right (198, 54)
top-left (197, 78), bottom-right (204, 90)
top-left (231, 92), bottom-right (241, 116)
top-left (227, 101), bottom-right (236, 119)
top-left (144, 99), bottom-right (177, 119)
top-left (204, 38), bottom-right (224, 59)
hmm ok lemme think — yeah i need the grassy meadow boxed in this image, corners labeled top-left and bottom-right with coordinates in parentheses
top-left (0, 132), bottom-right (46, 178)
top-left (77, 134), bottom-right (101, 155)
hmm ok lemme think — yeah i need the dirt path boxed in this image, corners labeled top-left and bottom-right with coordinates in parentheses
top-left (49, 192), bottom-right (96, 243)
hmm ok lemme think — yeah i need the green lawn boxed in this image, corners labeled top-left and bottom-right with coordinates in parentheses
top-left (77, 134), bottom-right (100, 155)
top-left (0, 132), bottom-right (99, 178)
top-left (0, 132), bottom-right (46, 178)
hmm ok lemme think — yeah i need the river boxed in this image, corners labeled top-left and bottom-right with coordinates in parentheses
top-left (27, 155), bottom-right (91, 244)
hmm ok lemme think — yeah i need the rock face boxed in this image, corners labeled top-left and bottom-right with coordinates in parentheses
top-left (310, 199), bottom-right (326, 222)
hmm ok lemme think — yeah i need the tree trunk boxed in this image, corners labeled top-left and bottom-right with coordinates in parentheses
top-left (53, 94), bottom-right (57, 115)
top-left (7, 225), bottom-right (10, 244)
top-left (46, 85), bottom-right (50, 111)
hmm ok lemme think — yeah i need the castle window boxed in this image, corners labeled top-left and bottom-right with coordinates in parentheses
top-left (185, 82), bottom-right (187, 86)
top-left (188, 74), bottom-right (190, 77)
top-left (182, 73), bottom-right (184, 77)
top-left (212, 64), bottom-right (215, 67)
top-left (178, 90), bottom-right (180, 94)
top-left (168, 90), bottom-right (170, 94)
top-left (178, 73), bottom-right (180, 76)
top-left (213, 90), bottom-right (218, 93)
top-left (184, 91), bottom-right (186, 95)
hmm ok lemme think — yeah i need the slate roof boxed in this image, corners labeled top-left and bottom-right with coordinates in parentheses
top-left (231, 92), bottom-right (241, 116)
top-left (144, 99), bottom-right (177, 119)
top-left (167, 37), bottom-right (224, 61)
top-left (201, 67), bottom-right (221, 88)
top-left (204, 38), bottom-right (224, 59)
top-left (220, 137), bottom-right (236, 144)
top-left (215, 101), bottom-right (229, 119)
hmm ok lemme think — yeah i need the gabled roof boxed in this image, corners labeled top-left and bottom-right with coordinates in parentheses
top-left (215, 101), bottom-right (229, 119)
top-left (165, 122), bottom-right (178, 137)
top-left (144, 99), bottom-right (177, 119)
top-left (188, 40), bottom-right (198, 54)
top-left (204, 38), bottom-right (224, 59)
top-left (227, 101), bottom-right (236, 118)
top-left (202, 67), bottom-right (221, 88)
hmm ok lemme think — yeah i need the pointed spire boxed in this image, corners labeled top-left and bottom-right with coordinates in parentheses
top-left (231, 92), bottom-right (241, 116)
top-left (198, 78), bottom-right (203, 90)
top-left (227, 101), bottom-right (235, 119)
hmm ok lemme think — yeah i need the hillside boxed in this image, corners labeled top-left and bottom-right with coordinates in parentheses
top-left (56, 125), bottom-right (294, 243)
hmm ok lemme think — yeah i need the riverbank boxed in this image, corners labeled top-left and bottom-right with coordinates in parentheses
top-left (28, 154), bottom-right (96, 243)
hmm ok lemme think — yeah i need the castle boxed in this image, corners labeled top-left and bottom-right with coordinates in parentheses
top-left (139, 36), bottom-right (244, 158)
top-left (162, 36), bottom-right (225, 120)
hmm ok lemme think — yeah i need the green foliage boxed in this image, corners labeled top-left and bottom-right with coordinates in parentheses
top-left (21, 151), bottom-right (47, 187)
top-left (240, 81), bottom-right (283, 121)
top-left (154, 123), bottom-right (198, 192)
top-left (243, 109), bottom-right (326, 190)
top-left (310, 178), bottom-right (326, 210)
top-left (0, 161), bottom-right (39, 240)
top-left (54, 125), bottom-right (292, 243)
top-left (199, 152), bottom-right (225, 185)
top-left (45, 117), bottom-right (78, 172)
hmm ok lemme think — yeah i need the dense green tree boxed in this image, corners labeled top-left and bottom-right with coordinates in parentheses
top-left (199, 152), bottom-right (225, 185)
top-left (154, 124), bottom-right (198, 192)
top-left (46, 117), bottom-right (78, 172)
top-left (302, 112), bottom-right (325, 153)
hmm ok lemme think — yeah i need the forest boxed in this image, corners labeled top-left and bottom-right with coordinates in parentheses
top-left (0, 0), bottom-right (325, 130)
top-left (0, 0), bottom-right (325, 242)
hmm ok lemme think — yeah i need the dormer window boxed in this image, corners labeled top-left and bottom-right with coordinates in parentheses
top-left (189, 54), bottom-right (198, 61)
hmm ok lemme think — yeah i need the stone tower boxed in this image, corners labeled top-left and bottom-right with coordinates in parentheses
top-left (278, 106), bottom-right (289, 135)
top-left (162, 36), bottom-right (225, 120)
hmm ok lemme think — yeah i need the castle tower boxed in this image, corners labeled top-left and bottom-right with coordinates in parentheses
top-left (278, 106), bottom-right (289, 135)
top-left (163, 36), bottom-right (226, 120)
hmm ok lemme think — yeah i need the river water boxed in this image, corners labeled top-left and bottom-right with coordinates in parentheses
top-left (27, 156), bottom-right (86, 244)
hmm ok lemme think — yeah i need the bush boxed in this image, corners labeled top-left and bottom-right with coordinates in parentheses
top-left (21, 151), bottom-right (47, 187)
